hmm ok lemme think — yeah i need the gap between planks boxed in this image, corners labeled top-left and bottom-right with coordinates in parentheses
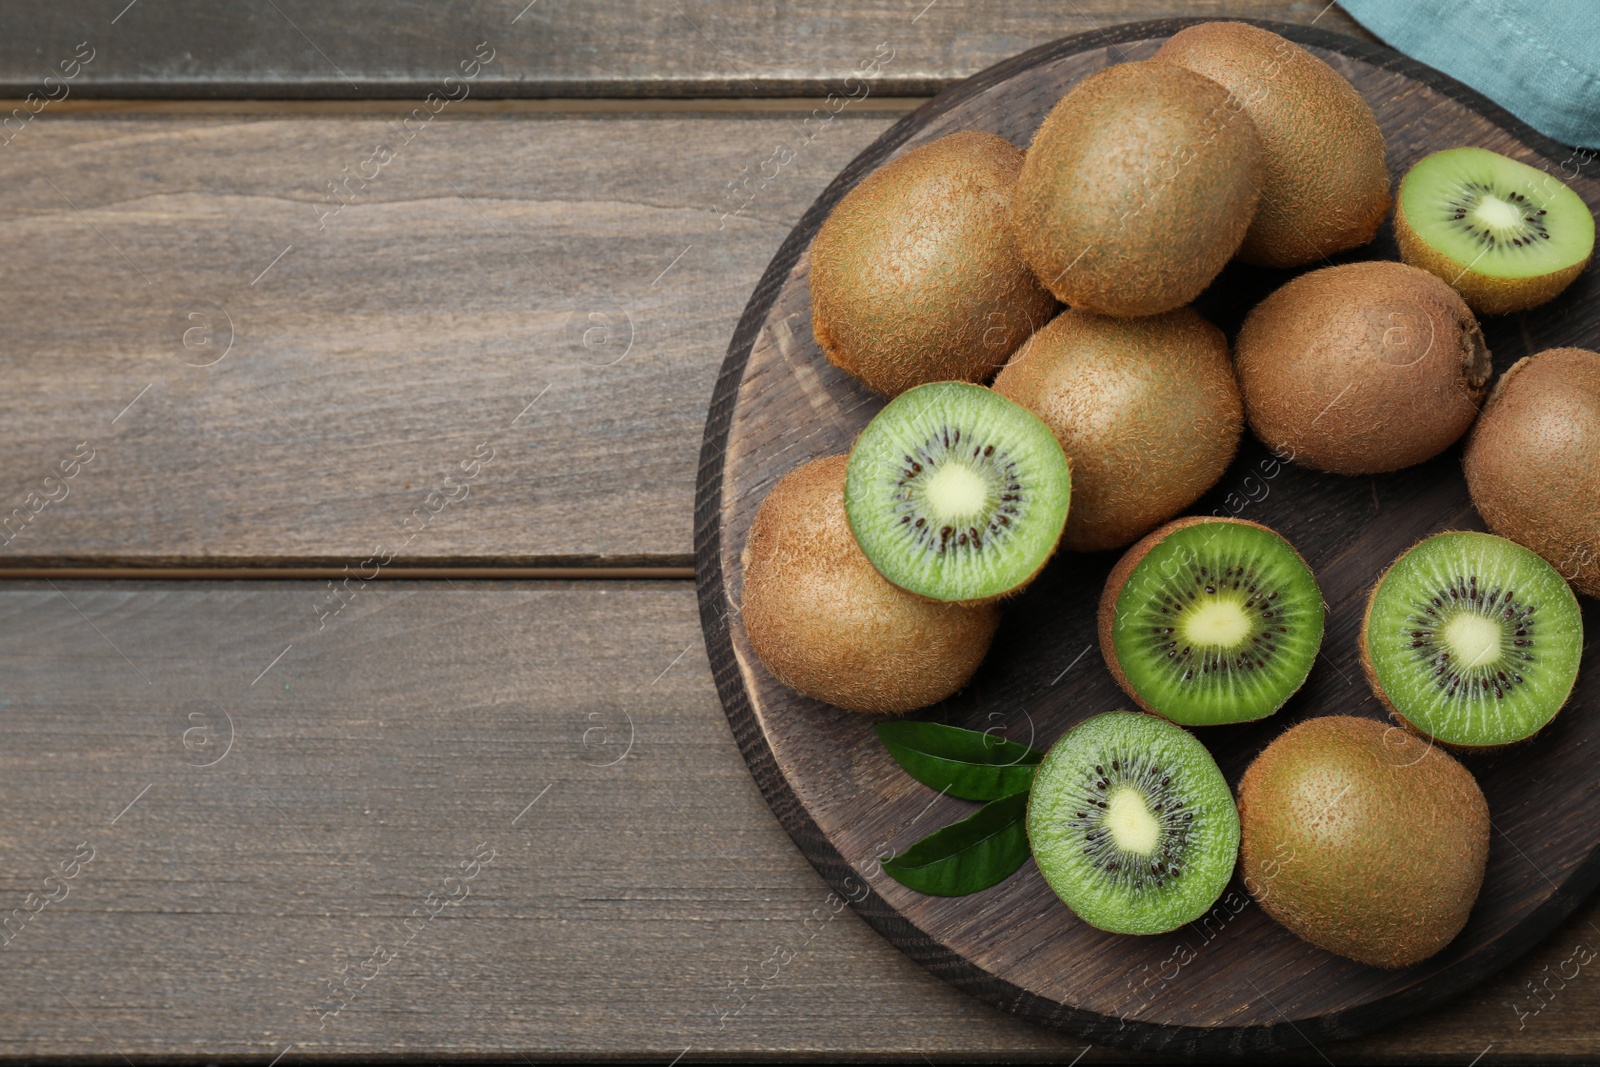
top-left (0, 96), bottom-right (929, 117)
top-left (0, 565), bottom-right (695, 581)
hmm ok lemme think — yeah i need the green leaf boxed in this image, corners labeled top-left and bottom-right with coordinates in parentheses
top-left (881, 791), bottom-right (1031, 897)
top-left (875, 720), bottom-right (1043, 801)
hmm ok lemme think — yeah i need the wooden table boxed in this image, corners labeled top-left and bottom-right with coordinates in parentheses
top-left (0, 2), bottom-right (1592, 1060)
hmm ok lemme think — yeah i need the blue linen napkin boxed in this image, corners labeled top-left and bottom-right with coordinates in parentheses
top-left (1340, 0), bottom-right (1600, 148)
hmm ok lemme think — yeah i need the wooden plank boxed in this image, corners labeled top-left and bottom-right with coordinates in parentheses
top-left (0, 3), bottom-right (1370, 99)
top-left (0, 579), bottom-right (1591, 1060)
top-left (0, 579), bottom-right (1075, 1059)
top-left (0, 105), bottom-right (905, 571)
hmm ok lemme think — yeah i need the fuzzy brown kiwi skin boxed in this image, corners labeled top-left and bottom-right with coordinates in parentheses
top-left (809, 131), bottom-right (1057, 398)
top-left (1238, 715), bottom-right (1489, 969)
top-left (740, 455), bottom-right (1000, 714)
top-left (1235, 261), bottom-right (1492, 475)
top-left (1096, 516), bottom-right (1311, 720)
top-left (1395, 194), bottom-right (1592, 316)
top-left (1153, 21), bottom-right (1390, 268)
top-left (1011, 60), bottom-right (1263, 317)
top-left (1464, 348), bottom-right (1600, 598)
top-left (993, 307), bottom-right (1243, 553)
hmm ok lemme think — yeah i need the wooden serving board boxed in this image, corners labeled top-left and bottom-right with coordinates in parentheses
top-left (695, 19), bottom-right (1600, 1054)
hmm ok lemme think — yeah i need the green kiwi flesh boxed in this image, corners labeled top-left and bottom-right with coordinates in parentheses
top-left (1464, 348), bottom-right (1600, 599)
top-left (991, 306), bottom-right (1243, 552)
top-left (1100, 518), bottom-right (1325, 726)
top-left (741, 455), bottom-right (1000, 714)
top-left (810, 130), bottom-right (1058, 396)
top-left (1027, 711), bottom-right (1240, 936)
top-left (1011, 60), bottom-right (1263, 317)
top-left (845, 382), bottom-right (1070, 602)
top-left (1396, 147), bottom-right (1595, 315)
top-left (1361, 530), bottom-right (1583, 747)
top-left (1238, 715), bottom-right (1489, 969)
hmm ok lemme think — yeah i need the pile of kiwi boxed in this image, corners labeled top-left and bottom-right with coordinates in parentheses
top-left (740, 20), bottom-right (1597, 970)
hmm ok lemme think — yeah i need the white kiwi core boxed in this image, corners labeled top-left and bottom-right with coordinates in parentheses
top-left (921, 462), bottom-right (991, 520)
top-left (1104, 786), bottom-right (1160, 855)
top-left (1181, 597), bottom-right (1252, 648)
top-left (1471, 194), bottom-right (1524, 234)
top-left (1443, 612), bottom-right (1503, 669)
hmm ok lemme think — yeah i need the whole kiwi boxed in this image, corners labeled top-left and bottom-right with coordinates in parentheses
top-left (1011, 60), bottom-right (1263, 317)
top-left (1153, 21), bottom-right (1390, 268)
top-left (740, 455), bottom-right (1000, 714)
top-left (809, 131), bottom-right (1057, 397)
top-left (1239, 715), bottom-right (1489, 969)
top-left (1464, 347), bottom-right (1600, 597)
top-left (992, 307), bottom-right (1242, 551)
top-left (1234, 261), bottom-right (1491, 474)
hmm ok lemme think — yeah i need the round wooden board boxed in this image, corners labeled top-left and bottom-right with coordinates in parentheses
top-left (694, 19), bottom-right (1600, 1054)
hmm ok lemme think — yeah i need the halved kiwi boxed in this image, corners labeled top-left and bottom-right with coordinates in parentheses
top-left (1027, 711), bottom-right (1240, 936)
top-left (845, 381), bottom-right (1071, 602)
top-left (1361, 530), bottom-right (1584, 747)
top-left (1396, 147), bottom-right (1595, 315)
top-left (1099, 518), bottom-right (1325, 726)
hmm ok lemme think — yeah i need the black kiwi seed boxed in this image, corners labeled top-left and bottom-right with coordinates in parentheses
top-left (1104, 518), bottom-right (1325, 727)
top-left (1402, 578), bottom-right (1538, 701)
top-left (1027, 712), bottom-right (1240, 936)
top-left (1361, 530), bottom-right (1584, 748)
top-left (1446, 181), bottom-right (1551, 247)
top-left (845, 382), bottom-right (1072, 602)
top-left (1064, 750), bottom-right (1194, 893)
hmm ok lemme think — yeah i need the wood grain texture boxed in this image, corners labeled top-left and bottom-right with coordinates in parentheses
top-left (0, 105), bottom-right (907, 571)
top-left (1, 1), bottom-right (1595, 1060)
top-left (0, 579), bottom-right (1060, 1059)
top-left (0, 578), bottom-right (1592, 1062)
top-left (0, 1), bottom-right (1368, 98)
top-left (697, 20), bottom-right (1600, 1055)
